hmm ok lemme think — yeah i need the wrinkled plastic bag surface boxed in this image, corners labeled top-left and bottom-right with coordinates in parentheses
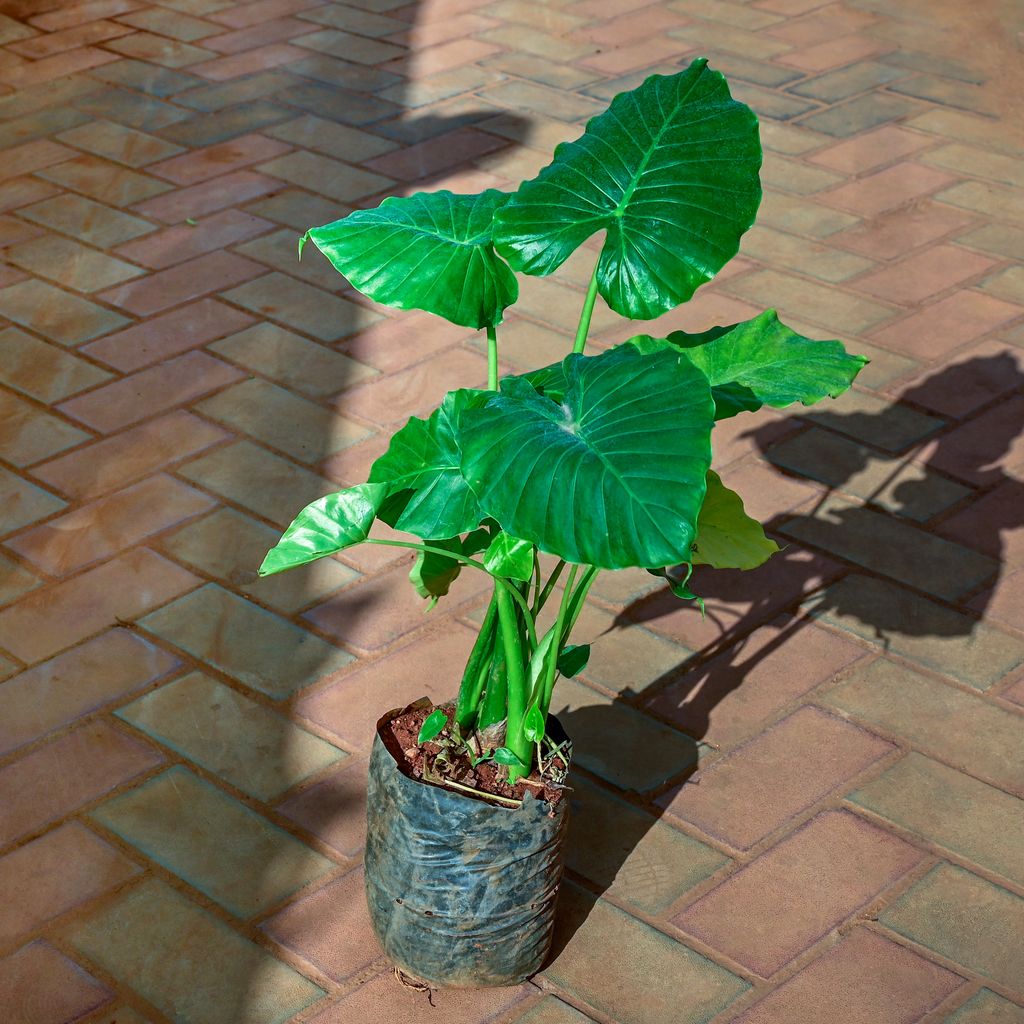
top-left (364, 706), bottom-right (571, 988)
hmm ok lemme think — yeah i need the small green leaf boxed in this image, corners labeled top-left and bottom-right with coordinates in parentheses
top-left (630, 310), bottom-right (868, 419)
top-left (483, 531), bottom-right (534, 581)
top-left (408, 527), bottom-right (490, 606)
top-left (557, 644), bottom-right (590, 678)
top-left (259, 482), bottom-right (388, 576)
top-left (692, 470), bottom-right (779, 570)
top-left (409, 537), bottom-right (463, 603)
top-left (523, 704), bottom-right (546, 743)
top-left (303, 190), bottom-right (518, 328)
top-left (493, 747), bottom-right (528, 770)
top-left (418, 708), bottom-right (448, 744)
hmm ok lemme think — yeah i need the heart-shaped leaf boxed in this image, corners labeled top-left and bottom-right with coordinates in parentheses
top-left (461, 345), bottom-right (715, 569)
top-left (369, 389), bottom-right (487, 540)
top-left (259, 482), bottom-right (388, 575)
top-left (493, 59), bottom-right (761, 320)
top-left (630, 309), bottom-right (868, 419)
top-left (483, 531), bottom-right (534, 581)
top-left (692, 470), bottom-right (779, 570)
top-left (302, 190), bottom-right (518, 328)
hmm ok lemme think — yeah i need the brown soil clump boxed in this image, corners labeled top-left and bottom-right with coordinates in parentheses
top-left (381, 701), bottom-right (568, 807)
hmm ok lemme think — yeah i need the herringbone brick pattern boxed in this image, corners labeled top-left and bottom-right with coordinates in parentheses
top-left (0, 0), bottom-right (1022, 1020)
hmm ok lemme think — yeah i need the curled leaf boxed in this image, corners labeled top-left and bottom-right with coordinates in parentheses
top-left (492, 747), bottom-right (528, 771)
top-left (523, 704), bottom-right (546, 744)
top-left (259, 482), bottom-right (388, 576)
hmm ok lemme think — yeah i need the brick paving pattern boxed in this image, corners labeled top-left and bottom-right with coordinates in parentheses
top-left (0, 0), bottom-right (1021, 1020)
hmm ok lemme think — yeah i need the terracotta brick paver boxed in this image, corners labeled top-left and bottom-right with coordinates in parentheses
top-left (0, 0), bottom-right (1021, 1022)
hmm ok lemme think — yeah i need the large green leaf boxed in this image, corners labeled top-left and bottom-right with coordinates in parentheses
top-left (630, 309), bottom-right (868, 419)
top-left (259, 482), bottom-right (387, 575)
top-left (302, 190), bottom-right (517, 329)
top-left (493, 59), bottom-right (761, 320)
top-left (460, 345), bottom-right (715, 569)
top-left (369, 389), bottom-right (487, 540)
top-left (691, 471), bottom-right (779, 570)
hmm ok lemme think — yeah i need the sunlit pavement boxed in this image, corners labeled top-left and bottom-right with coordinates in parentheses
top-left (0, 0), bottom-right (1022, 1020)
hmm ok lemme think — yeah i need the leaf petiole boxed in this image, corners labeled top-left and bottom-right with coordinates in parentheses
top-left (363, 538), bottom-right (537, 646)
top-left (495, 584), bottom-right (530, 781)
top-left (532, 558), bottom-right (566, 616)
top-left (486, 324), bottom-right (498, 390)
top-left (573, 257), bottom-right (601, 355)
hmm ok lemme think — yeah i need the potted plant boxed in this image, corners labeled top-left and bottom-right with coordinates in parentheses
top-left (259, 58), bottom-right (867, 988)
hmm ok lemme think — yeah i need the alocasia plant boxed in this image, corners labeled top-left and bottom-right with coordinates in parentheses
top-left (260, 58), bottom-right (867, 784)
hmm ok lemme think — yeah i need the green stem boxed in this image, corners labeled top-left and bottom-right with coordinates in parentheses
top-left (560, 565), bottom-right (600, 648)
top-left (478, 618), bottom-right (508, 729)
top-left (536, 564), bottom-right (578, 715)
top-left (495, 583), bottom-right (530, 782)
top-left (455, 594), bottom-right (497, 731)
top-left (486, 324), bottom-right (498, 390)
top-left (573, 258), bottom-right (601, 355)
top-left (363, 538), bottom-right (536, 646)
top-left (532, 558), bottom-right (566, 616)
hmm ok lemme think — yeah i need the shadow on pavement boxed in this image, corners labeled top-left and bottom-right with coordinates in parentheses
top-left (548, 350), bottom-right (1023, 961)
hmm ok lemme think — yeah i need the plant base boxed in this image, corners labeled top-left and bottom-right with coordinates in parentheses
top-left (365, 701), bottom-right (571, 988)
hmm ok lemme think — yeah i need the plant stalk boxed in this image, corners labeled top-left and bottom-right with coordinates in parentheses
top-left (495, 582), bottom-right (530, 782)
top-left (455, 594), bottom-right (498, 731)
top-left (478, 621), bottom-right (508, 729)
top-left (573, 258), bottom-right (601, 355)
top-left (535, 564), bottom-right (578, 715)
top-left (560, 565), bottom-right (600, 648)
top-left (532, 558), bottom-right (566, 616)
top-left (486, 324), bottom-right (498, 390)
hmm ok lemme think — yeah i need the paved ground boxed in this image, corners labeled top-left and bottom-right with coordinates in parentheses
top-left (1, 0), bottom-right (1023, 1020)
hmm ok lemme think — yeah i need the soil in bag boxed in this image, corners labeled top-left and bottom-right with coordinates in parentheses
top-left (381, 701), bottom-right (568, 807)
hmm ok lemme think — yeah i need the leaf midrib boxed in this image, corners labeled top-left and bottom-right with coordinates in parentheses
top-left (613, 68), bottom-right (708, 218)
top-left (368, 220), bottom-right (492, 248)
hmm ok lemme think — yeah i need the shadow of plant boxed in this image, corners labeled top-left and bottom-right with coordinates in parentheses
top-left (547, 349), bottom-right (1023, 962)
